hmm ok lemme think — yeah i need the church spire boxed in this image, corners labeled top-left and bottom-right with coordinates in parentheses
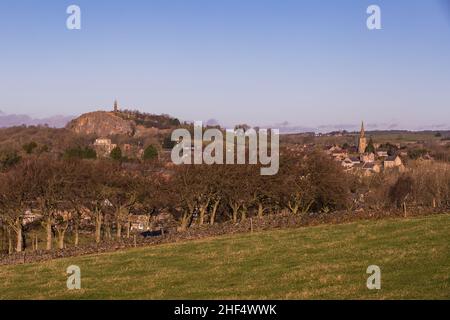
top-left (360, 121), bottom-right (365, 138)
top-left (358, 121), bottom-right (367, 154)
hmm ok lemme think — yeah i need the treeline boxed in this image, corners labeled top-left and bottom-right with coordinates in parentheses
top-left (117, 109), bottom-right (181, 129)
top-left (359, 161), bottom-right (450, 211)
top-left (0, 150), bottom-right (448, 254)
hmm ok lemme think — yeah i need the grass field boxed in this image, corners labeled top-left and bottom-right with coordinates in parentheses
top-left (0, 214), bottom-right (449, 300)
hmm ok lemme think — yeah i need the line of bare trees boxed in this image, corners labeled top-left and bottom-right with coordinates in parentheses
top-left (0, 150), bottom-right (449, 255)
top-left (0, 157), bottom-right (162, 254)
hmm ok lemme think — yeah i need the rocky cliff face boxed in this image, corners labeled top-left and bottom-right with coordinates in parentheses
top-left (66, 111), bottom-right (135, 137)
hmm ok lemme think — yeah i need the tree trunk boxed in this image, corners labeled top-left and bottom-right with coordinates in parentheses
top-left (210, 200), bottom-right (220, 225)
top-left (56, 222), bottom-right (68, 250)
top-left (232, 209), bottom-right (239, 223)
top-left (45, 217), bottom-right (52, 251)
top-left (15, 218), bottom-right (23, 253)
top-left (35, 235), bottom-right (39, 251)
top-left (126, 217), bottom-right (131, 239)
top-left (105, 221), bottom-right (111, 240)
top-left (240, 206), bottom-right (247, 222)
top-left (95, 209), bottom-right (103, 244)
top-left (74, 224), bottom-right (79, 247)
top-left (57, 230), bottom-right (66, 249)
top-left (180, 212), bottom-right (192, 231)
top-left (7, 227), bottom-right (13, 255)
top-left (199, 207), bottom-right (206, 226)
top-left (257, 203), bottom-right (264, 218)
top-left (288, 201), bottom-right (299, 215)
top-left (198, 199), bottom-right (210, 226)
top-left (16, 228), bottom-right (22, 253)
top-left (301, 200), bottom-right (314, 216)
top-left (116, 216), bottom-right (122, 239)
top-left (230, 203), bottom-right (240, 223)
top-left (0, 226), bottom-right (4, 252)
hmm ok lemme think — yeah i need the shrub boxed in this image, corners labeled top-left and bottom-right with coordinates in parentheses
top-left (22, 141), bottom-right (38, 154)
top-left (408, 148), bottom-right (428, 160)
top-left (304, 151), bottom-right (351, 211)
top-left (0, 150), bottom-right (21, 170)
top-left (365, 137), bottom-right (376, 153)
top-left (64, 146), bottom-right (97, 159)
top-left (143, 145), bottom-right (158, 161)
top-left (389, 175), bottom-right (414, 208)
top-left (110, 146), bottom-right (123, 161)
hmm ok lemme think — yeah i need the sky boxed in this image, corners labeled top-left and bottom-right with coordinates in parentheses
top-left (0, 0), bottom-right (449, 131)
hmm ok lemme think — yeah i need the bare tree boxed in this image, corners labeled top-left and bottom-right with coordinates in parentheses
top-left (279, 153), bottom-right (315, 216)
top-left (0, 159), bottom-right (40, 253)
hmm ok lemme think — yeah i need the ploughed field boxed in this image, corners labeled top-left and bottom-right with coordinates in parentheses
top-left (0, 214), bottom-right (449, 299)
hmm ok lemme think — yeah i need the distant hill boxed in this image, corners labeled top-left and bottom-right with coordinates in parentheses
top-left (0, 111), bottom-right (74, 128)
top-left (66, 111), bottom-right (134, 137)
top-left (0, 109), bottom-right (184, 156)
top-left (66, 109), bottom-right (182, 138)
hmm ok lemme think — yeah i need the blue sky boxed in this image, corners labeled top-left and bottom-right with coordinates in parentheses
top-left (0, 0), bottom-right (449, 130)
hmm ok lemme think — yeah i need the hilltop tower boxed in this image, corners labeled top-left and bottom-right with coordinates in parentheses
top-left (358, 121), bottom-right (367, 154)
top-left (114, 100), bottom-right (119, 112)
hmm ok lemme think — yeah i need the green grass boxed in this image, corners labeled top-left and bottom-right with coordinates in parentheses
top-left (1, 214), bottom-right (449, 300)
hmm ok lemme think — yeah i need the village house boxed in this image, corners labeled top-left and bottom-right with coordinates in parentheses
top-left (376, 150), bottom-right (388, 158)
top-left (349, 157), bottom-right (361, 165)
top-left (325, 145), bottom-right (349, 160)
top-left (94, 138), bottom-right (117, 157)
top-left (325, 145), bottom-right (341, 155)
top-left (341, 156), bottom-right (361, 170)
top-left (341, 157), bottom-right (355, 170)
top-left (129, 215), bottom-right (151, 232)
top-left (383, 155), bottom-right (403, 169)
top-left (128, 212), bottom-right (175, 232)
top-left (421, 154), bottom-right (434, 161)
top-left (23, 210), bottom-right (42, 226)
top-left (360, 153), bottom-right (375, 163)
top-left (361, 162), bottom-right (381, 175)
top-left (332, 150), bottom-right (348, 161)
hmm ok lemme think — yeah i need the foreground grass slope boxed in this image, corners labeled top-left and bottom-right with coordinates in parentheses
top-left (1, 214), bottom-right (449, 300)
